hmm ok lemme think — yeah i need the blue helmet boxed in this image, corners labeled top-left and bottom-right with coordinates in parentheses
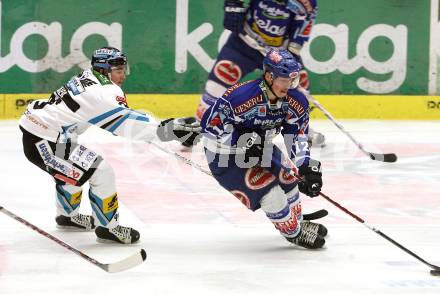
top-left (263, 49), bottom-right (301, 86)
top-left (91, 46), bottom-right (127, 73)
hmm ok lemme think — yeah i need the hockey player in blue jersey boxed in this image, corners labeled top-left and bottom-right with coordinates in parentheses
top-left (200, 49), bottom-right (327, 249)
top-left (190, 0), bottom-right (325, 148)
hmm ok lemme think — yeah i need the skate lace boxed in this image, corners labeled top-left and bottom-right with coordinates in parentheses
top-left (302, 221), bottom-right (319, 233)
top-left (112, 225), bottom-right (131, 239)
top-left (296, 230), bottom-right (317, 246)
top-left (72, 214), bottom-right (91, 226)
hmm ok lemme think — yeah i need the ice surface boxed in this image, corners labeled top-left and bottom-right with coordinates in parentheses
top-left (1, 119), bottom-right (439, 294)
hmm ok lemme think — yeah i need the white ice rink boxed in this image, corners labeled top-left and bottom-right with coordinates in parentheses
top-left (0, 119), bottom-right (439, 294)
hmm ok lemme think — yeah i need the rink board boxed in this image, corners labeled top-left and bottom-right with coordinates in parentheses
top-left (1, 94), bottom-right (439, 120)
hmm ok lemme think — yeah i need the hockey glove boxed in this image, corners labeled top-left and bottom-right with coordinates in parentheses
top-left (156, 117), bottom-right (201, 146)
top-left (224, 0), bottom-right (247, 34)
top-left (298, 159), bottom-right (322, 197)
top-left (238, 132), bottom-right (268, 166)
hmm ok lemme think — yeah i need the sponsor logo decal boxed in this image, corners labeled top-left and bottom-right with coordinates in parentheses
top-left (254, 117), bottom-right (283, 129)
top-left (103, 193), bottom-right (119, 214)
top-left (287, 96), bottom-right (305, 116)
top-left (279, 169), bottom-right (297, 185)
top-left (116, 95), bottom-right (128, 107)
top-left (68, 145), bottom-right (98, 170)
top-left (36, 141), bottom-right (83, 179)
top-left (231, 190), bottom-right (251, 209)
top-left (214, 60), bottom-right (242, 85)
top-left (245, 167), bottom-right (276, 190)
top-left (223, 80), bottom-right (252, 98)
top-left (273, 216), bottom-right (298, 235)
top-left (427, 100), bottom-right (440, 109)
top-left (234, 95), bottom-right (264, 114)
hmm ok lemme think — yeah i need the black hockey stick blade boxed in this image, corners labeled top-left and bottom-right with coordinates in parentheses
top-left (101, 249), bottom-right (147, 273)
top-left (430, 268), bottom-right (440, 276)
top-left (302, 209), bottom-right (328, 221)
top-left (369, 152), bottom-right (398, 163)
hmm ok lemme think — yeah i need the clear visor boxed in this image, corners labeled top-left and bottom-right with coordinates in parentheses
top-left (274, 71), bottom-right (300, 89)
top-left (111, 63), bottom-right (130, 76)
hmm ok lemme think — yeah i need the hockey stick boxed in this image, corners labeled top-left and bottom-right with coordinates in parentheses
top-left (270, 157), bottom-right (440, 276)
top-left (306, 93), bottom-right (397, 163)
top-left (0, 206), bottom-right (147, 273)
top-left (148, 141), bottom-right (328, 221)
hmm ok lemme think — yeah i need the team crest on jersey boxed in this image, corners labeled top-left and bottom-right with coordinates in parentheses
top-left (214, 60), bottom-right (242, 85)
top-left (231, 190), bottom-right (251, 209)
top-left (209, 113), bottom-right (222, 126)
top-left (245, 167), bottom-right (276, 190)
top-left (257, 105), bottom-right (266, 117)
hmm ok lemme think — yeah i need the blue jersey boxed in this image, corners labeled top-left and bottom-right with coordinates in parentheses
top-left (243, 0), bottom-right (317, 49)
top-left (201, 78), bottom-right (311, 168)
top-left (197, 1), bottom-right (318, 120)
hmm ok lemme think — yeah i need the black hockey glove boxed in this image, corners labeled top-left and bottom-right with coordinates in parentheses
top-left (238, 132), bottom-right (268, 166)
top-left (298, 159), bottom-right (322, 197)
top-left (156, 117), bottom-right (201, 146)
top-left (223, 0), bottom-right (247, 34)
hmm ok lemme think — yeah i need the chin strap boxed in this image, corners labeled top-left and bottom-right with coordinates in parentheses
top-left (263, 75), bottom-right (285, 101)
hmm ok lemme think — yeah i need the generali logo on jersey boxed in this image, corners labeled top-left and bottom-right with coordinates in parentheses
top-left (286, 96), bottom-right (305, 116)
top-left (234, 95), bottom-right (264, 114)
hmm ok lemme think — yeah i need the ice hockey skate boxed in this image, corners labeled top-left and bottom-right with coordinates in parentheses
top-left (285, 228), bottom-right (325, 249)
top-left (301, 220), bottom-right (328, 237)
top-left (95, 225), bottom-right (140, 244)
top-left (308, 128), bottom-right (326, 148)
top-left (55, 214), bottom-right (95, 231)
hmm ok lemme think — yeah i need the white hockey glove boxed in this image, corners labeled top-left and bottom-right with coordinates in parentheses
top-left (156, 117), bottom-right (201, 146)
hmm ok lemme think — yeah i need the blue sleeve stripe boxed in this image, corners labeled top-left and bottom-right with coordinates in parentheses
top-left (106, 111), bottom-right (150, 133)
top-left (88, 107), bottom-right (126, 125)
top-left (129, 113), bottom-right (149, 122)
top-left (106, 114), bottom-right (130, 133)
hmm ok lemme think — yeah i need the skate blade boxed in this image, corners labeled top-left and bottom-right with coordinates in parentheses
top-left (56, 224), bottom-right (94, 232)
top-left (96, 237), bottom-right (135, 245)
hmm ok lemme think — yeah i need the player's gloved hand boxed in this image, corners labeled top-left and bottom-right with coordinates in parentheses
top-left (239, 132), bottom-right (267, 166)
top-left (224, 0), bottom-right (247, 34)
top-left (298, 159), bottom-right (322, 197)
top-left (156, 117), bottom-right (201, 146)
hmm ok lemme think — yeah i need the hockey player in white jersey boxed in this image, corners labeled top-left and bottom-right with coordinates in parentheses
top-left (18, 47), bottom-right (166, 244)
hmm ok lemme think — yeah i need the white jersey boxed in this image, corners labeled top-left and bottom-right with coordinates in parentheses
top-left (19, 69), bottom-right (157, 143)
